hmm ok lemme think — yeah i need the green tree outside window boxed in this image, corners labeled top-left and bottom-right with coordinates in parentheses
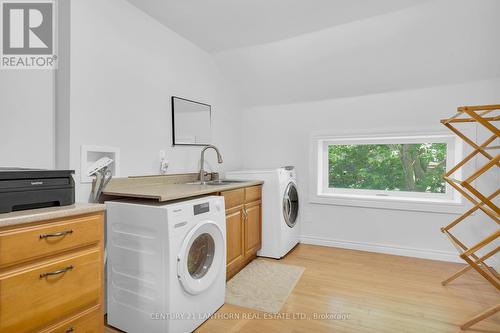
top-left (328, 143), bottom-right (447, 193)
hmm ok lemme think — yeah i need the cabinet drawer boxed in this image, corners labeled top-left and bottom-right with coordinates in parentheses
top-left (0, 249), bottom-right (101, 333)
top-left (245, 186), bottom-right (262, 203)
top-left (43, 307), bottom-right (102, 333)
top-left (221, 189), bottom-right (244, 210)
top-left (0, 213), bottom-right (102, 268)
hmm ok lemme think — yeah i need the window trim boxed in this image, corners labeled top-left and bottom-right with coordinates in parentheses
top-left (310, 128), bottom-right (473, 214)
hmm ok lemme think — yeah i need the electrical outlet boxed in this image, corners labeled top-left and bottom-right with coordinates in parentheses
top-left (159, 150), bottom-right (169, 174)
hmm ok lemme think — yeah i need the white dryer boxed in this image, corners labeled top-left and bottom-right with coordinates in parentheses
top-left (106, 196), bottom-right (226, 333)
top-left (226, 167), bottom-right (299, 259)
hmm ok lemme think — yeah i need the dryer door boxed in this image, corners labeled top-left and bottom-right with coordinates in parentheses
top-left (178, 221), bottom-right (225, 295)
top-left (283, 182), bottom-right (299, 228)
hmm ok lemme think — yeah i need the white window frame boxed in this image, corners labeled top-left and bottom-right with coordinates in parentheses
top-left (310, 128), bottom-right (473, 214)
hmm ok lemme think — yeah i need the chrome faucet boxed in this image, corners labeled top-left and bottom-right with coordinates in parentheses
top-left (199, 145), bottom-right (223, 184)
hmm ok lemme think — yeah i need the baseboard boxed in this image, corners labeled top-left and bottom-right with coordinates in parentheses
top-left (300, 235), bottom-right (464, 263)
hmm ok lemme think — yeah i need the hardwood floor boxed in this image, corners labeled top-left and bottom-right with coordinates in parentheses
top-left (105, 244), bottom-right (500, 333)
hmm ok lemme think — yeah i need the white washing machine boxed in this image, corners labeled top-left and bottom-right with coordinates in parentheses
top-left (106, 196), bottom-right (226, 333)
top-left (226, 167), bottom-right (299, 259)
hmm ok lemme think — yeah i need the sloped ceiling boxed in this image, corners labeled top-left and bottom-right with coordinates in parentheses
top-left (127, 0), bottom-right (500, 106)
top-left (213, 0), bottom-right (500, 105)
top-left (125, 0), bottom-right (428, 53)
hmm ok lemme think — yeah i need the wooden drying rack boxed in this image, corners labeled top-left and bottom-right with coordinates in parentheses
top-left (440, 104), bottom-right (500, 330)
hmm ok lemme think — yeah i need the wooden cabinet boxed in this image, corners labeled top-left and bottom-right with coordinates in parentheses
top-left (225, 208), bottom-right (245, 277)
top-left (244, 201), bottom-right (262, 258)
top-left (220, 185), bottom-right (262, 280)
top-left (43, 307), bottom-right (102, 333)
top-left (0, 211), bottom-right (105, 333)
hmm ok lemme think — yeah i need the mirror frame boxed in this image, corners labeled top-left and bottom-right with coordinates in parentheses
top-left (171, 96), bottom-right (212, 146)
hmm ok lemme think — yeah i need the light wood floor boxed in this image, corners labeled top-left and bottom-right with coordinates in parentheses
top-left (105, 244), bottom-right (500, 333)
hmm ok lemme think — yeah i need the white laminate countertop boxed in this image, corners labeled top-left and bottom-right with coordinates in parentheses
top-left (0, 203), bottom-right (106, 228)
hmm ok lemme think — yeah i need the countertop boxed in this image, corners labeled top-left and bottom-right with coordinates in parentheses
top-left (102, 180), bottom-right (264, 202)
top-left (0, 203), bottom-right (106, 228)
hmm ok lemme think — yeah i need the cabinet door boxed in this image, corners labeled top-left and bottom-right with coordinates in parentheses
top-left (244, 201), bottom-right (262, 258)
top-left (225, 208), bottom-right (245, 278)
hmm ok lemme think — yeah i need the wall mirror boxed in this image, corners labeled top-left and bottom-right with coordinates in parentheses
top-left (171, 96), bottom-right (212, 146)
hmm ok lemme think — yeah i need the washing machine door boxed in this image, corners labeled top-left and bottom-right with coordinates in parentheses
top-left (177, 221), bottom-right (224, 295)
top-left (283, 182), bottom-right (299, 228)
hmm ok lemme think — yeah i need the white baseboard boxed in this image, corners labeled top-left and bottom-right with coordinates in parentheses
top-left (300, 235), bottom-right (464, 263)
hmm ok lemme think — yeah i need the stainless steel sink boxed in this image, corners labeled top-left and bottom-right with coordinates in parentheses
top-left (186, 179), bottom-right (248, 186)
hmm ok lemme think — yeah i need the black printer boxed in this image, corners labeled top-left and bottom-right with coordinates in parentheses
top-left (0, 168), bottom-right (75, 213)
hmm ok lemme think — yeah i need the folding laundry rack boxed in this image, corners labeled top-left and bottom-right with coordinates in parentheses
top-left (440, 104), bottom-right (500, 330)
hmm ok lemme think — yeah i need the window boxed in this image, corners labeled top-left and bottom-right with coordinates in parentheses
top-left (328, 143), bottom-right (447, 196)
top-left (311, 131), bottom-right (466, 213)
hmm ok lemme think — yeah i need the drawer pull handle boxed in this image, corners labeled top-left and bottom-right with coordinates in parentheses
top-left (65, 327), bottom-right (74, 333)
top-left (40, 265), bottom-right (74, 278)
top-left (39, 229), bottom-right (73, 239)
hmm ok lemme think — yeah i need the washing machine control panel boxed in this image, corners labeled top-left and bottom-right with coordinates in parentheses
top-left (193, 202), bottom-right (210, 215)
top-left (280, 167), bottom-right (296, 180)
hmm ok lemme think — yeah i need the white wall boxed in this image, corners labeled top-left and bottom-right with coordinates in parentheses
top-left (69, 0), bottom-right (244, 201)
top-left (240, 78), bottom-right (500, 263)
top-left (55, 0), bottom-right (71, 170)
top-left (2, 0), bottom-right (497, 266)
top-left (0, 71), bottom-right (55, 169)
